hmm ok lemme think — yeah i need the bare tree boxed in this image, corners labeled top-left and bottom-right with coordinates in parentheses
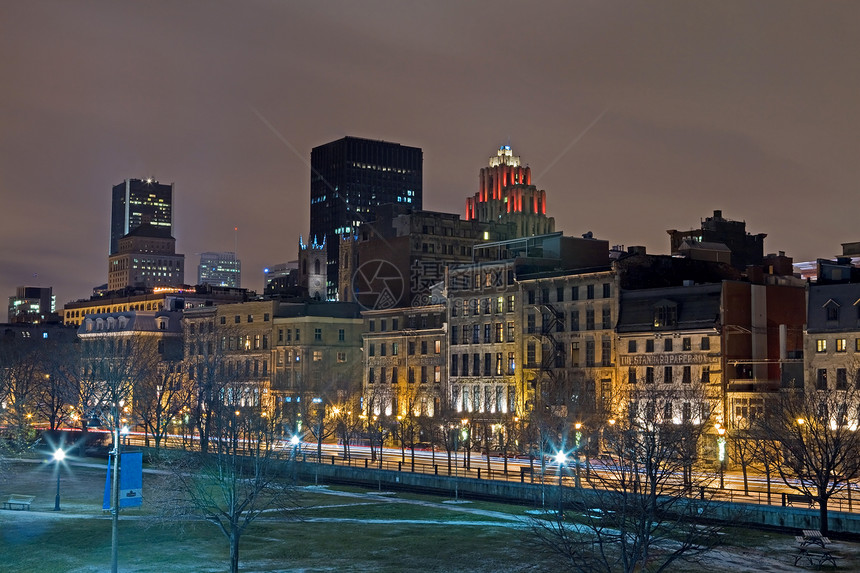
top-left (533, 385), bottom-right (722, 573)
top-left (0, 337), bottom-right (43, 449)
top-left (331, 400), bottom-right (362, 460)
top-left (135, 360), bottom-right (192, 457)
top-left (755, 388), bottom-right (860, 535)
top-left (157, 395), bottom-right (299, 573)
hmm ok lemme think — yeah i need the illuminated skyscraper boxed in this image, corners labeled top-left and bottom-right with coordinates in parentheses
top-left (198, 252), bottom-right (241, 288)
top-left (110, 178), bottom-right (173, 255)
top-left (310, 136), bottom-right (422, 300)
top-left (464, 145), bottom-right (555, 238)
top-left (7, 286), bottom-right (56, 324)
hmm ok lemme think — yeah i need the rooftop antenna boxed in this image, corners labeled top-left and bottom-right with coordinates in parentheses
top-left (234, 226), bottom-right (238, 255)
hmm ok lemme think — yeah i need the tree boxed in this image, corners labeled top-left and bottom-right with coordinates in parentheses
top-left (331, 401), bottom-right (362, 460)
top-left (157, 392), bottom-right (299, 573)
top-left (135, 359), bottom-right (192, 458)
top-left (0, 336), bottom-right (43, 449)
top-left (532, 385), bottom-right (722, 573)
top-left (755, 388), bottom-right (860, 535)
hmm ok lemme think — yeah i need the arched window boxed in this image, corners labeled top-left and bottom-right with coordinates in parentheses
top-left (314, 259), bottom-right (320, 275)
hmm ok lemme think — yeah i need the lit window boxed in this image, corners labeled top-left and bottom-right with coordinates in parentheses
top-left (836, 339), bottom-right (847, 352)
top-left (816, 339), bottom-right (827, 353)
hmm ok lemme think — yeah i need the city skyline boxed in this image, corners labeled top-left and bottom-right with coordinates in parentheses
top-left (2, 1), bottom-right (858, 305)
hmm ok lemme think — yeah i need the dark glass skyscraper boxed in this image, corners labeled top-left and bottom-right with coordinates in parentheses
top-left (310, 136), bottom-right (422, 299)
top-left (110, 178), bottom-right (173, 255)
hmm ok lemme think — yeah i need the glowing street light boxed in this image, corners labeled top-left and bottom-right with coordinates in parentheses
top-left (52, 448), bottom-right (66, 511)
top-left (555, 450), bottom-right (567, 518)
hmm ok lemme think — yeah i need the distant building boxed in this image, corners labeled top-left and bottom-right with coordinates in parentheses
top-left (339, 204), bottom-right (519, 309)
top-left (63, 284), bottom-right (250, 327)
top-left (7, 286), bottom-right (57, 324)
top-left (263, 261), bottom-right (300, 297)
top-left (264, 262), bottom-right (298, 286)
top-left (198, 252), bottom-right (241, 288)
top-left (298, 237), bottom-right (327, 301)
top-left (108, 224), bottom-right (185, 291)
top-left (310, 136), bottom-right (423, 300)
top-left (111, 178), bottom-right (173, 255)
top-left (465, 145), bottom-right (555, 238)
top-left (667, 210), bottom-right (767, 272)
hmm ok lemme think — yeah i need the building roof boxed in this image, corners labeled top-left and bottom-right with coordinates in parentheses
top-left (807, 282), bottom-right (860, 333)
top-left (77, 310), bottom-right (183, 335)
top-left (616, 283), bottom-right (722, 333)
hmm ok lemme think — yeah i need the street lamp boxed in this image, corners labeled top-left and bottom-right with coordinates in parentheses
top-left (52, 448), bottom-right (66, 511)
top-left (290, 434), bottom-right (300, 460)
top-left (555, 450), bottom-right (567, 518)
top-left (460, 419), bottom-right (470, 469)
top-left (716, 424), bottom-right (726, 489)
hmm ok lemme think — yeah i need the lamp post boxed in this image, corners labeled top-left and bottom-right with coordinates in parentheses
top-left (461, 418), bottom-right (470, 470)
top-left (555, 450), bottom-right (566, 518)
top-left (52, 448), bottom-right (66, 511)
top-left (716, 424), bottom-right (726, 489)
top-left (290, 434), bottom-right (300, 460)
top-left (573, 422), bottom-right (583, 488)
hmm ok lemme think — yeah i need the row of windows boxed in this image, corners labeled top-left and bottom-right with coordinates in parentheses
top-left (66, 301), bottom-right (164, 318)
top-left (188, 359), bottom-right (269, 380)
top-left (815, 368), bottom-right (860, 390)
top-left (451, 384), bottom-right (515, 414)
top-left (450, 352), bottom-right (516, 377)
top-left (215, 334), bottom-right (269, 352)
top-left (815, 338), bottom-right (860, 353)
top-left (448, 268), bottom-right (513, 292)
top-left (627, 365), bottom-right (711, 384)
top-left (276, 328), bottom-right (347, 343)
top-left (526, 308), bottom-right (612, 333)
top-left (526, 339), bottom-right (613, 368)
top-left (629, 400), bottom-right (708, 424)
top-left (525, 283), bottom-right (611, 305)
top-left (368, 340), bottom-right (441, 356)
top-left (219, 312), bottom-right (271, 325)
top-left (368, 315), bottom-right (441, 331)
top-left (628, 336), bottom-right (711, 353)
top-left (452, 322), bottom-right (516, 345)
top-left (451, 296), bottom-right (516, 317)
top-left (275, 349), bottom-right (348, 365)
top-left (368, 365), bottom-right (441, 384)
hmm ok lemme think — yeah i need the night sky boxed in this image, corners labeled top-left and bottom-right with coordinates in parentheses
top-left (2, 1), bottom-right (858, 308)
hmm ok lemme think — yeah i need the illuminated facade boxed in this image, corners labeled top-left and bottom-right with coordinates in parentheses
top-left (198, 252), bottom-right (241, 288)
top-left (362, 305), bottom-right (447, 418)
top-left (7, 286), bottom-right (56, 324)
top-left (63, 285), bottom-right (249, 327)
top-left (465, 145), bottom-right (555, 238)
top-left (107, 224), bottom-right (185, 291)
top-left (111, 178), bottom-right (173, 255)
top-left (804, 261), bottom-right (860, 395)
top-left (310, 136), bottom-right (423, 300)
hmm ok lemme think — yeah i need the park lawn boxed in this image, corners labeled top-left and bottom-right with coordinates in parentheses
top-left (302, 501), bottom-right (517, 523)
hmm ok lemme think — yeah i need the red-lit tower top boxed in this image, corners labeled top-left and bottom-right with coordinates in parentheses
top-left (465, 145), bottom-right (553, 237)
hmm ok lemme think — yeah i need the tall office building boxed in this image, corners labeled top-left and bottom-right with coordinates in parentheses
top-left (7, 286), bottom-right (56, 324)
top-left (108, 224), bottom-right (185, 290)
top-left (198, 252), bottom-right (241, 288)
top-left (310, 136), bottom-right (423, 300)
top-left (464, 145), bottom-right (555, 238)
top-left (111, 178), bottom-right (173, 255)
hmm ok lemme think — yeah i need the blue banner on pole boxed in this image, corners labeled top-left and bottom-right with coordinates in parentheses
top-left (103, 452), bottom-right (144, 510)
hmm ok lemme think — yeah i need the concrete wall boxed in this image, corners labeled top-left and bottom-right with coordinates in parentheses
top-left (294, 461), bottom-right (860, 534)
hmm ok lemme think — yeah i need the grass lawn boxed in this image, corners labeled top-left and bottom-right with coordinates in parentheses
top-left (3, 457), bottom-right (860, 572)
